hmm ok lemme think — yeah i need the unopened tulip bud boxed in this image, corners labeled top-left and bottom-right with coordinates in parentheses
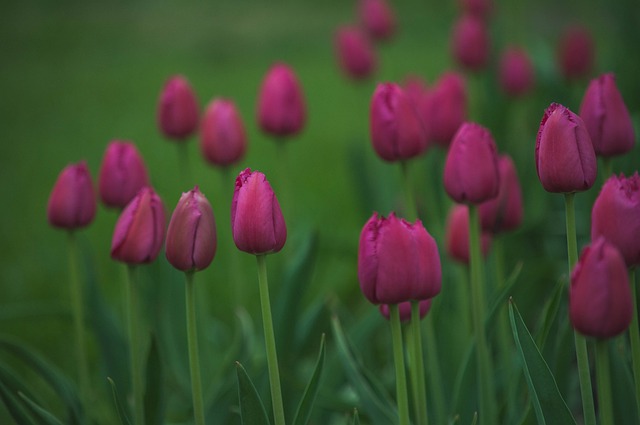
top-left (358, 212), bottom-right (441, 305)
top-left (535, 103), bottom-right (596, 193)
top-left (47, 161), bottom-right (96, 230)
top-left (257, 63), bottom-right (306, 138)
top-left (451, 14), bottom-right (489, 72)
top-left (570, 237), bottom-right (632, 339)
top-left (379, 300), bottom-right (432, 322)
top-left (98, 141), bottom-right (150, 209)
top-left (334, 26), bottom-right (377, 80)
top-left (358, 0), bottom-right (396, 41)
top-left (446, 204), bottom-right (492, 264)
top-left (424, 72), bottom-right (467, 148)
top-left (200, 98), bottom-right (247, 167)
top-left (111, 187), bottom-right (166, 264)
top-left (157, 75), bottom-right (199, 141)
top-left (499, 47), bottom-right (535, 97)
top-left (479, 155), bottom-right (523, 233)
top-left (579, 73), bottom-right (635, 157)
top-left (557, 25), bottom-right (594, 80)
top-left (231, 169), bottom-right (286, 255)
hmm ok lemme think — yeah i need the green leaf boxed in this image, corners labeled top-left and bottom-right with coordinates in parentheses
top-left (487, 261), bottom-right (523, 323)
top-left (236, 362), bottom-right (271, 425)
top-left (508, 299), bottom-right (576, 425)
top-left (470, 412), bottom-right (478, 425)
top-left (107, 377), bottom-right (132, 425)
top-left (535, 280), bottom-right (565, 350)
top-left (18, 392), bottom-right (65, 425)
top-left (144, 335), bottom-right (164, 425)
top-left (0, 380), bottom-right (37, 425)
top-left (351, 408), bottom-right (360, 425)
top-left (293, 334), bottom-right (326, 425)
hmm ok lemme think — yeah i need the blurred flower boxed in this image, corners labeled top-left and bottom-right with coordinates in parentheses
top-left (479, 154), bottom-right (523, 233)
top-left (579, 73), bottom-right (635, 157)
top-left (446, 204), bottom-right (492, 264)
top-left (334, 25), bottom-right (377, 80)
top-left (47, 161), bottom-right (96, 230)
top-left (570, 237), bottom-right (632, 339)
top-left (231, 168), bottom-right (286, 255)
top-left (98, 141), bottom-right (150, 209)
top-left (458, 0), bottom-right (493, 20)
top-left (379, 299), bottom-right (432, 322)
top-left (591, 172), bottom-right (640, 267)
top-left (424, 72), bottom-right (467, 148)
top-left (358, 212), bottom-right (441, 305)
top-left (358, 0), bottom-right (396, 41)
top-left (166, 187), bottom-right (216, 272)
top-left (257, 63), bottom-right (306, 138)
top-left (451, 14), bottom-right (489, 72)
top-left (111, 187), bottom-right (166, 264)
top-left (557, 25), bottom-right (594, 80)
top-left (535, 103), bottom-right (596, 193)
top-left (498, 47), bottom-right (535, 97)
top-left (157, 75), bottom-right (200, 141)
top-left (200, 98), bottom-right (247, 167)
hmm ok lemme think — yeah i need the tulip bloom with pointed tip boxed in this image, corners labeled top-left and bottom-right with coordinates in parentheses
top-left (535, 103), bottom-right (597, 193)
top-left (257, 64), bottom-right (306, 138)
top-left (111, 187), bottom-right (166, 264)
top-left (479, 155), bottom-right (523, 234)
top-left (446, 204), bottom-right (492, 264)
top-left (358, 212), bottom-right (441, 305)
top-left (591, 173), bottom-right (640, 267)
top-left (334, 26), bottom-right (377, 80)
top-left (99, 141), bottom-right (150, 209)
top-left (579, 73), bottom-right (635, 157)
top-left (47, 161), bottom-right (96, 230)
top-left (557, 26), bottom-right (594, 80)
top-left (379, 300), bottom-right (432, 323)
top-left (499, 47), bottom-right (535, 97)
top-left (231, 169), bottom-right (286, 255)
top-left (424, 72), bottom-right (467, 148)
top-left (157, 75), bottom-right (199, 141)
top-left (358, 0), bottom-right (396, 41)
top-left (451, 14), bottom-right (489, 72)
top-left (570, 237), bottom-right (632, 339)
top-left (200, 98), bottom-right (247, 167)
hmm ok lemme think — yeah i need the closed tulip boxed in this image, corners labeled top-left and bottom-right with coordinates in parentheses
top-left (157, 75), bottom-right (200, 141)
top-left (257, 63), bottom-right (306, 138)
top-left (358, 0), bottom-right (396, 41)
top-left (47, 161), bottom-right (96, 230)
top-left (451, 14), bottom-right (489, 72)
top-left (99, 141), bottom-right (150, 209)
top-left (499, 47), bottom-right (535, 97)
top-left (479, 155), bottom-right (523, 233)
top-left (334, 26), bottom-right (377, 80)
top-left (424, 72), bottom-right (467, 148)
top-left (446, 204), bottom-right (492, 264)
top-left (557, 25), bottom-right (594, 80)
top-left (200, 98), bottom-right (247, 167)
top-left (379, 299), bottom-right (432, 322)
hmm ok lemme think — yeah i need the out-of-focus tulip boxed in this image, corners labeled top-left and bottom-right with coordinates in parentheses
top-left (570, 237), bottom-right (632, 339)
top-left (535, 103), bottom-right (597, 193)
top-left (334, 26), bottom-right (377, 80)
top-left (257, 63), bottom-right (306, 138)
top-left (358, 212), bottom-right (441, 305)
top-left (458, 0), bottom-right (493, 20)
top-left (557, 25), bottom-right (594, 80)
top-left (424, 72), bottom-right (467, 148)
top-left (231, 168), bottom-right (286, 255)
top-left (451, 14), bottom-right (489, 72)
top-left (479, 155), bottom-right (523, 233)
top-left (157, 75), bottom-right (200, 141)
top-left (444, 122), bottom-right (500, 204)
top-left (446, 204), bottom-right (492, 264)
top-left (47, 161), bottom-right (96, 230)
top-left (579, 73), bottom-right (635, 157)
top-left (370, 82), bottom-right (428, 162)
top-left (98, 141), bottom-right (150, 209)
top-left (358, 0), bottom-right (396, 41)
top-left (498, 47), bottom-right (535, 97)
top-left (200, 98), bottom-right (247, 167)
top-left (591, 172), bottom-right (640, 267)
top-left (379, 299), bottom-right (432, 322)
top-left (403, 76), bottom-right (430, 133)
top-left (111, 187), bottom-right (166, 264)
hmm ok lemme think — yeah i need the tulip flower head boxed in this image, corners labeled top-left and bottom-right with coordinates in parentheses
top-left (557, 25), bottom-right (594, 80)
top-left (570, 237), bottom-right (632, 339)
top-left (424, 72), bottom-right (467, 148)
top-left (499, 47), bottom-right (535, 97)
top-left (47, 161), bottom-right (97, 230)
top-left (479, 155), bottom-right (523, 233)
top-left (157, 75), bottom-right (200, 141)
top-left (98, 141), bottom-right (150, 209)
top-left (257, 63), bottom-right (306, 138)
top-left (334, 25), bottom-right (377, 80)
top-left (446, 204), bottom-right (492, 264)
top-left (379, 299), bottom-right (432, 323)
top-left (451, 14), bottom-right (489, 72)
top-left (358, 212), bottom-right (441, 305)
top-left (358, 0), bottom-right (396, 41)
top-left (200, 98), bottom-right (247, 167)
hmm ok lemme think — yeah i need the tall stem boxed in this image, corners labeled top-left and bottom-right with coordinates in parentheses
top-left (256, 255), bottom-right (286, 425)
top-left (424, 317), bottom-right (446, 424)
top-left (389, 304), bottom-right (411, 425)
top-left (177, 142), bottom-right (191, 187)
top-left (185, 272), bottom-right (205, 425)
top-left (628, 268), bottom-right (640, 419)
top-left (400, 160), bottom-right (417, 221)
top-left (410, 301), bottom-right (429, 425)
top-left (126, 265), bottom-right (144, 425)
top-left (595, 340), bottom-right (614, 425)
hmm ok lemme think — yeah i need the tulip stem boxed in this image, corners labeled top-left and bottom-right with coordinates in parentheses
top-left (400, 160), bottom-right (417, 221)
top-left (595, 340), bottom-right (614, 425)
top-left (185, 272), bottom-right (206, 425)
top-left (410, 301), bottom-right (429, 425)
top-left (389, 304), bottom-right (411, 425)
top-left (564, 192), bottom-right (597, 425)
top-left (601, 157), bottom-right (613, 182)
top-left (126, 265), bottom-right (144, 425)
top-left (177, 143), bottom-right (191, 187)
top-left (628, 268), bottom-right (640, 420)
top-left (256, 255), bottom-right (286, 425)
top-left (424, 316), bottom-right (446, 424)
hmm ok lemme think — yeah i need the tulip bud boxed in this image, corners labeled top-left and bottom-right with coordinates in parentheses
top-left (451, 14), bottom-right (489, 72)
top-left (570, 237), bottom-right (632, 339)
top-left (479, 155), bottom-right (523, 233)
top-left (98, 141), bottom-right (150, 209)
top-left (498, 47), bottom-right (535, 97)
top-left (403, 76), bottom-right (430, 135)
top-left (379, 299), bottom-right (432, 322)
top-left (358, 0), bottom-right (396, 41)
top-left (370, 82), bottom-right (428, 162)
top-left (579, 73), bottom-right (635, 157)
top-left (557, 25), bottom-right (594, 80)
top-left (591, 173), bottom-right (640, 267)
top-left (446, 204), bottom-right (492, 264)
top-left (358, 212), bottom-right (441, 305)
top-left (424, 72), bottom-right (467, 148)
top-left (444, 122), bottom-right (500, 204)
top-left (47, 161), bottom-right (97, 230)
top-left (157, 75), bottom-right (200, 141)
top-left (334, 26), bottom-right (377, 80)
top-left (231, 168), bottom-right (286, 255)
top-left (111, 187), bottom-right (166, 264)
top-left (200, 98), bottom-right (247, 167)
top-left (257, 63), bottom-right (306, 138)
top-left (535, 103), bottom-right (597, 193)
top-left (166, 187), bottom-right (216, 272)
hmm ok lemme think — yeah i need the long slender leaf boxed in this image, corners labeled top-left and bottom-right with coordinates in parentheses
top-left (0, 380), bottom-right (37, 425)
top-left (351, 408), bottom-right (360, 425)
top-left (293, 334), bottom-right (326, 425)
top-left (18, 392), bottom-right (65, 425)
top-left (144, 335), bottom-right (164, 425)
top-left (107, 377), bottom-right (132, 425)
top-left (236, 362), bottom-right (271, 425)
top-left (535, 279), bottom-right (565, 350)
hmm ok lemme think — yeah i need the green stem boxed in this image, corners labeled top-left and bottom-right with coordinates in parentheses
top-left (389, 304), bottom-right (411, 425)
top-left (601, 157), bottom-right (613, 183)
top-left (256, 255), bottom-right (286, 425)
top-left (468, 204), bottom-right (496, 424)
top-left (410, 301), bottom-right (429, 425)
top-left (424, 317), bottom-right (446, 424)
top-left (177, 142), bottom-right (191, 187)
top-left (126, 265), bottom-right (144, 425)
top-left (185, 272), bottom-right (205, 425)
top-left (400, 160), bottom-right (417, 221)
top-left (595, 340), bottom-right (614, 425)
top-left (628, 268), bottom-right (640, 420)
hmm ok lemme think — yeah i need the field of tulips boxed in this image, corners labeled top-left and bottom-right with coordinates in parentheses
top-left (2, 0), bottom-right (640, 424)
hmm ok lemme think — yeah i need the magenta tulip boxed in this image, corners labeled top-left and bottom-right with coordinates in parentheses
top-left (446, 204), bottom-right (492, 264)
top-left (98, 141), bottom-right (150, 209)
top-left (423, 72), bottom-right (467, 148)
top-left (498, 47), bottom-right (535, 97)
top-left (358, 0), bottom-right (396, 41)
top-left (257, 63), bottom-right (306, 138)
top-left (334, 25), bottom-right (377, 80)
top-left (557, 25), bottom-right (594, 80)
top-left (47, 161), bottom-right (96, 230)
top-left (379, 300), bottom-right (432, 322)
top-left (200, 98), bottom-right (247, 167)
top-left (479, 154), bottom-right (523, 233)
top-left (451, 14), bottom-right (489, 72)
top-left (157, 75), bottom-right (199, 141)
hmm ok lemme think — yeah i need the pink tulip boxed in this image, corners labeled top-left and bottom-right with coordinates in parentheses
top-left (200, 98), bottom-right (247, 167)
top-left (479, 155), bottom-right (523, 233)
top-left (358, 0), bottom-right (396, 41)
top-left (334, 25), bottom-right (377, 80)
top-left (557, 25), bottom-right (594, 80)
top-left (98, 141), bottom-right (150, 209)
top-left (451, 14), bottom-right (489, 72)
top-left (498, 47), bottom-right (535, 97)
top-left (446, 204), bottom-right (492, 264)
top-left (257, 63), bottom-right (306, 138)
top-left (157, 75), bottom-right (199, 141)
top-left (47, 161), bottom-right (96, 230)
top-left (379, 299), bottom-right (432, 322)
top-left (423, 72), bottom-right (467, 148)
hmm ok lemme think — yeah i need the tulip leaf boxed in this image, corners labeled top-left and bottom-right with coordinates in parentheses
top-left (535, 279), bottom-right (565, 350)
top-left (144, 335), bottom-right (164, 425)
top-left (0, 380), bottom-right (37, 425)
top-left (18, 392), bottom-right (65, 425)
top-left (236, 362), bottom-right (271, 425)
top-left (351, 408), bottom-right (360, 425)
top-left (508, 299), bottom-right (576, 425)
top-left (107, 377), bottom-right (132, 425)
top-left (292, 334), bottom-right (326, 425)
top-left (487, 261), bottom-right (523, 323)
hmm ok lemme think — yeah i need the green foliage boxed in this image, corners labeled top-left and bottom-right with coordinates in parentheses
top-left (236, 362), bottom-right (271, 425)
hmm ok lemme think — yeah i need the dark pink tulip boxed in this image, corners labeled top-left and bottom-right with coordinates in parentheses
top-left (98, 141), bottom-right (150, 209)
top-left (257, 63), bottom-right (306, 138)
top-left (591, 173), bottom-right (640, 267)
top-left (444, 122), bottom-right (500, 204)
top-left (379, 299), bottom-right (432, 322)
top-left (166, 187), bottom-right (216, 272)
top-left (111, 187), bottom-right (166, 264)
top-left (403, 76), bottom-right (430, 135)
top-left (451, 14), bottom-right (489, 72)
top-left (499, 47), bottom-right (535, 97)
top-left (446, 204), bottom-right (492, 264)
top-left (200, 98), bottom-right (247, 167)
top-left (231, 168), bottom-right (286, 255)
top-left (458, 0), bottom-right (493, 20)
top-left (358, 212), bottom-right (441, 305)
top-left (479, 155), bottom-right (523, 233)
top-left (370, 82), bottom-right (428, 162)
top-left (557, 25), bottom-right (594, 80)
top-left (570, 237), bottom-right (632, 339)
top-left (157, 75), bottom-right (200, 141)
top-left (334, 26), bottom-right (377, 80)
top-left (535, 103), bottom-right (597, 193)
top-left (358, 0), bottom-right (396, 41)
top-left (579, 73), bottom-right (635, 157)
top-left (423, 72), bottom-right (467, 148)
top-left (47, 161), bottom-right (96, 230)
